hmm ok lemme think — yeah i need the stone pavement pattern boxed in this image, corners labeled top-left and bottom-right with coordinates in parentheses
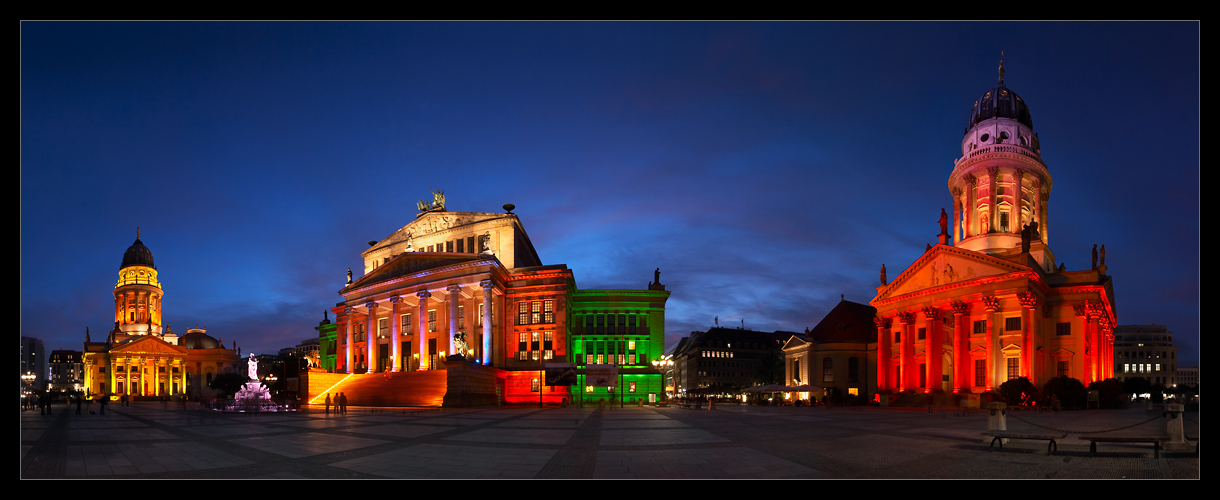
top-left (20, 402), bottom-right (1199, 479)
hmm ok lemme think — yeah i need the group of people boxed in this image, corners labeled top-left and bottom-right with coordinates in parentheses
top-left (324, 392), bottom-right (348, 415)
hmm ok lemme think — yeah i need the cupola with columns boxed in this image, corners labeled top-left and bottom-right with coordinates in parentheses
top-left (114, 228), bottom-right (164, 336)
top-left (947, 54), bottom-right (1057, 272)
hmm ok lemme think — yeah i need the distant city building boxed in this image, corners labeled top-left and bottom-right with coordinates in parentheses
top-left (49, 350), bottom-right (84, 392)
top-left (870, 62), bottom-right (1116, 393)
top-left (1177, 367), bottom-right (1198, 388)
top-left (670, 327), bottom-right (789, 397)
top-left (1113, 325), bottom-right (1178, 387)
top-left (782, 299), bottom-right (878, 400)
top-left (82, 233), bottom-right (241, 400)
top-left (20, 336), bottom-right (47, 391)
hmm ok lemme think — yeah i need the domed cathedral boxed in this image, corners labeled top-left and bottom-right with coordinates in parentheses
top-left (82, 231), bottom-right (240, 400)
top-left (870, 57), bottom-right (1116, 399)
top-left (308, 193), bottom-right (670, 407)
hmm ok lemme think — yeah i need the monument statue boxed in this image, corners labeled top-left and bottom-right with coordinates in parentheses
top-left (247, 353), bottom-right (258, 381)
top-left (1020, 223), bottom-right (1032, 253)
top-left (347, 268), bottom-right (353, 284)
top-left (453, 331), bottom-right (469, 359)
top-left (654, 268), bottom-right (661, 285)
top-left (880, 264), bottom-right (887, 286)
top-left (1100, 244), bottom-right (1106, 266)
top-left (1092, 244), bottom-right (1098, 270)
top-left (939, 208), bottom-right (948, 236)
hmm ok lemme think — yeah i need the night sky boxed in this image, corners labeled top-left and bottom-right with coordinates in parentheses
top-left (21, 22), bottom-right (1199, 367)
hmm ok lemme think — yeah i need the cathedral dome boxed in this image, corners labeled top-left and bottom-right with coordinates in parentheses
top-left (967, 82), bottom-right (1033, 132)
top-left (120, 237), bottom-right (155, 270)
top-left (181, 328), bottom-right (219, 349)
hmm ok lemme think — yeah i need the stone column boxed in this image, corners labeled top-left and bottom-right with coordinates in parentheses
top-left (982, 296), bottom-right (1001, 390)
top-left (952, 187), bottom-right (963, 244)
top-left (923, 307), bottom-right (943, 392)
top-left (481, 279), bottom-right (494, 366)
top-left (1040, 191), bottom-right (1050, 245)
top-left (1018, 292), bottom-right (1038, 384)
top-left (899, 312), bottom-right (917, 391)
top-left (987, 166), bottom-right (999, 233)
top-left (344, 306), bottom-right (354, 374)
top-left (448, 284), bottom-right (462, 356)
top-left (951, 301), bottom-right (970, 393)
top-left (1088, 301), bottom-right (1104, 384)
top-left (967, 174), bottom-right (977, 237)
top-left (1013, 169), bottom-right (1025, 233)
top-left (417, 290), bottom-right (432, 370)
top-left (874, 317), bottom-right (892, 393)
top-left (389, 295), bottom-right (401, 372)
top-left (1031, 177), bottom-right (1043, 243)
top-left (365, 300), bottom-right (379, 374)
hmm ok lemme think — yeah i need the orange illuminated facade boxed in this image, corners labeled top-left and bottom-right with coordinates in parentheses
top-left (870, 63), bottom-right (1115, 394)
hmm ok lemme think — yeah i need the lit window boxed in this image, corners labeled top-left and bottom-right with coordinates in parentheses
top-left (628, 340), bottom-right (636, 350)
top-left (428, 310), bottom-right (437, 332)
top-left (586, 354), bottom-right (594, 364)
top-left (458, 305), bottom-right (464, 329)
top-left (1005, 317), bottom-right (1021, 331)
top-left (401, 314), bottom-right (411, 332)
top-left (1007, 358), bottom-right (1020, 380)
top-left (518, 303), bottom-right (529, 325)
top-left (543, 300), bottom-right (554, 324)
top-left (531, 378), bottom-right (540, 392)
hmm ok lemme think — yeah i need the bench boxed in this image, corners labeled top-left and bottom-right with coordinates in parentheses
top-left (1079, 434), bottom-right (1170, 458)
top-left (981, 430), bottom-right (1068, 455)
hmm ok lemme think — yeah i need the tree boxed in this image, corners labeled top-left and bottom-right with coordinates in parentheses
top-left (208, 372), bottom-right (247, 397)
top-left (755, 349), bottom-right (784, 385)
top-left (998, 377), bottom-right (1037, 406)
top-left (1086, 378), bottom-right (1126, 409)
top-left (1041, 376), bottom-right (1086, 409)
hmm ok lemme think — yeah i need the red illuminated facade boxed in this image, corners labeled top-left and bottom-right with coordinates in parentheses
top-left (870, 63), bottom-right (1116, 394)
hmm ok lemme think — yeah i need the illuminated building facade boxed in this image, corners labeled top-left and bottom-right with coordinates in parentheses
top-left (670, 328), bottom-right (789, 397)
top-left (782, 299), bottom-right (878, 400)
top-left (1113, 324), bottom-right (1177, 387)
top-left (49, 350), bottom-right (84, 392)
top-left (314, 312), bottom-right (338, 371)
top-left (870, 62), bottom-right (1116, 394)
top-left (82, 234), bottom-right (241, 399)
top-left (20, 336), bottom-right (47, 391)
top-left (317, 200), bottom-right (668, 406)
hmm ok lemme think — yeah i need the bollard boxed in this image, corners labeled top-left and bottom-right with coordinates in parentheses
top-left (708, 399), bottom-right (716, 410)
top-left (985, 402), bottom-right (1008, 445)
top-left (637, 398), bottom-right (643, 407)
top-left (1165, 403), bottom-right (1185, 444)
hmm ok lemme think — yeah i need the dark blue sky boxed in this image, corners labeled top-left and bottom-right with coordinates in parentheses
top-left (21, 22), bottom-right (1199, 366)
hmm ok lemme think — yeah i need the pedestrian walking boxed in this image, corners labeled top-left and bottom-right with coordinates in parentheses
top-left (76, 396), bottom-right (82, 415)
top-left (325, 393), bottom-right (331, 415)
top-left (339, 392), bottom-right (347, 414)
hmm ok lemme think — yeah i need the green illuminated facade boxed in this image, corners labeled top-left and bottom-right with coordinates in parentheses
top-left (315, 312), bottom-right (338, 372)
top-left (568, 287), bottom-right (670, 405)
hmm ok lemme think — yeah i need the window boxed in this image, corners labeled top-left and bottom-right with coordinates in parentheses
top-left (919, 363), bottom-right (927, 388)
top-left (1058, 361), bottom-right (1069, 378)
top-left (543, 332), bottom-right (553, 351)
top-left (518, 303), bottom-right (529, 326)
top-left (596, 354), bottom-right (603, 364)
top-left (543, 300), bottom-right (554, 324)
top-left (467, 237), bottom-right (475, 254)
top-left (628, 354), bottom-right (635, 364)
top-left (823, 358), bottom-right (833, 383)
top-left (531, 378), bottom-right (539, 392)
top-left (1056, 322), bottom-right (1071, 336)
top-left (428, 310), bottom-right (437, 332)
top-left (974, 320), bottom-right (987, 334)
top-left (1007, 358), bottom-right (1020, 380)
top-left (477, 303), bottom-right (484, 326)
top-left (975, 360), bottom-right (986, 387)
top-left (457, 239), bottom-right (464, 253)
top-left (518, 333), bottom-right (528, 360)
top-left (446, 241), bottom-right (453, 252)
top-left (458, 305), bottom-right (464, 329)
top-left (918, 328), bottom-right (926, 340)
top-left (1000, 212), bottom-right (1009, 232)
top-left (1005, 317), bottom-right (1021, 331)
top-left (894, 331), bottom-right (901, 343)
top-left (401, 314), bottom-right (411, 333)
top-left (379, 318), bottom-right (389, 338)
top-left (628, 340), bottom-right (636, 350)
top-left (586, 354), bottom-right (594, 364)
top-left (848, 357), bottom-right (859, 383)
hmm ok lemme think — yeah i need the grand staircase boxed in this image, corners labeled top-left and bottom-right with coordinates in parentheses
top-left (306, 370), bottom-right (447, 407)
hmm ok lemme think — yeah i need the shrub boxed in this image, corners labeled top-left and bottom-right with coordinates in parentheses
top-left (1041, 376), bottom-right (1087, 409)
top-left (998, 377), bottom-right (1038, 406)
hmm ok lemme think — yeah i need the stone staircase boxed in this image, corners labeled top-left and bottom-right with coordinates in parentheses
top-left (307, 371), bottom-right (447, 407)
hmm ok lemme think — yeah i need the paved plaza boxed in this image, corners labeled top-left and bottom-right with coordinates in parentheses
top-left (21, 402), bottom-right (1199, 479)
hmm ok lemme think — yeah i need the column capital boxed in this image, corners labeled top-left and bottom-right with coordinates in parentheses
top-left (873, 316), bottom-right (893, 329)
top-left (479, 279), bottom-right (494, 290)
top-left (344, 305), bottom-right (355, 315)
top-left (365, 300), bottom-right (379, 311)
top-left (898, 312), bottom-right (918, 325)
top-left (1073, 303), bottom-right (1089, 318)
top-left (950, 300), bottom-right (970, 316)
top-left (417, 290), bottom-right (432, 300)
top-left (388, 294), bottom-right (401, 304)
top-left (922, 307), bottom-right (942, 322)
top-left (1017, 291), bottom-right (1038, 309)
top-left (446, 284), bottom-right (462, 293)
top-left (981, 296), bottom-right (1001, 311)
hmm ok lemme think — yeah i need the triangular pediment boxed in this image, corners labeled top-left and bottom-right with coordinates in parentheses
top-left (877, 245), bottom-right (1032, 301)
top-left (344, 252), bottom-right (500, 292)
top-left (111, 335), bottom-right (187, 355)
top-left (371, 211), bottom-right (509, 254)
top-left (782, 335), bottom-right (809, 350)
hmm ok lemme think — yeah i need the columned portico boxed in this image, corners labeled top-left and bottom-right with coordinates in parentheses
top-left (481, 279), bottom-right (493, 365)
top-left (899, 312), bottom-right (916, 391)
top-left (874, 316), bottom-right (892, 392)
top-left (345, 306), bottom-right (355, 373)
top-left (365, 300), bottom-right (379, 374)
top-left (417, 290), bottom-right (432, 370)
top-left (389, 295), bottom-right (401, 372)
top-left (951, 301), bottom-right (970, 392)
top-left (981, 295), bottom-right (1000, 391)
top-left (923, 306), bottom-right (943, 393)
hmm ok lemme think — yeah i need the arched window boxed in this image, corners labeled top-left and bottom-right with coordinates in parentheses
top-left (823, 358), bottom-right (833, 383)
top-left (848, 357), bottom-right (859, 383)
